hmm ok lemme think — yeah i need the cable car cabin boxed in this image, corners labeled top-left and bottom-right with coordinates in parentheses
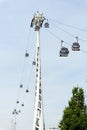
top-left (72, 42), bottom-right (80, 51)
top-left (25, 52), bottom-right (29, 57)
top-left (59, 47), bottom-right (69, 57)
top-left (32, 60), bottom-right (36, 65)
top-left (20, 84), bottom-right (23, 88)
top-left (26, 89), bottom-right (29, 93)
top-left (21, 103), bottom-right (24, 107)
top-left (44, 22), bottom-right (49, 28)
top-left (16, 100), bottom-right (19, 104)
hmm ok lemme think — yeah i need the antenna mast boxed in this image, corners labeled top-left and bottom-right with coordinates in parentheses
top-left (30, 11), bottom-right (49, 130)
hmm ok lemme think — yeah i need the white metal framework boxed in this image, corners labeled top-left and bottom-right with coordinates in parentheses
top-left (30, 11), bottom-right (48, 130)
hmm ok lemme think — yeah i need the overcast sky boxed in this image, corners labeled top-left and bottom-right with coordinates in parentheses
top-left (0, 0), bottom-right (87, 130)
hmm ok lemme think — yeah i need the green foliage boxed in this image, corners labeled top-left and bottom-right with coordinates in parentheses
top-left (59, 87), bottom-right (87, 130)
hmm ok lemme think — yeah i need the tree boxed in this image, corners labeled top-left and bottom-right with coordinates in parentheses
top-left (59, 87), bottom-right (87, 130)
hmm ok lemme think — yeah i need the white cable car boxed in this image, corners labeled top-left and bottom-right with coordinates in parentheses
top-left (25, 50), bottom-right (29, 57)
top-left (16, 100), bottom-right (19, 104)
top-left (59, 47), bottom-right (69, 57)
top-left (72, 36), bottom-right (80, 51)
top-left (12, 109), bottom-right (18, 115)
top-left (20, 84), bottom-right (23, 88)
top-left (44, 20), bottom-right (49, 28)
top-left (26, 89), bottom-right (29, 93)
top-left (21, 103), bottom-right (24, 107)
top-left (59, 40), bottom-right (69, 57)
top-left (32, 59), bottom-right (36, 65)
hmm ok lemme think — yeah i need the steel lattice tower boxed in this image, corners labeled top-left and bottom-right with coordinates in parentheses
top-left (30, 11), bottom-right (48, 130)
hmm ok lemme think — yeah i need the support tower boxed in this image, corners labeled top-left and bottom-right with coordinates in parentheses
top-left (30, 11), bottom-right (49, 130)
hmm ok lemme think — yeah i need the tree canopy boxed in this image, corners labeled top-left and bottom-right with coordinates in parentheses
top-left (59, 87), bottom-right (87, 130)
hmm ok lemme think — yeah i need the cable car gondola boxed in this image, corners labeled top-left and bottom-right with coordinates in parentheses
top-left (16, 100), bottom-right (19, 104)
top-left (25, 50), bottom-right (29, 57)
top-left (21, 103), bottom-right (24, 107)
top-left (32, 59), bottom-right (36, 65)
top-left (20, 84), bottom-right (23, 88)
top-left (26, 89), bottom-right (29, 93)
top-left (59, 40), bottom-right (69, 57)
top-left (59, 47), bottom-right (69, 57)
top-left (12, 109), bottom-right (17, 115)
top-left (72, 36), bottom-right (80, 51)
top-left (44, 20), bottom-right (49, 28)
